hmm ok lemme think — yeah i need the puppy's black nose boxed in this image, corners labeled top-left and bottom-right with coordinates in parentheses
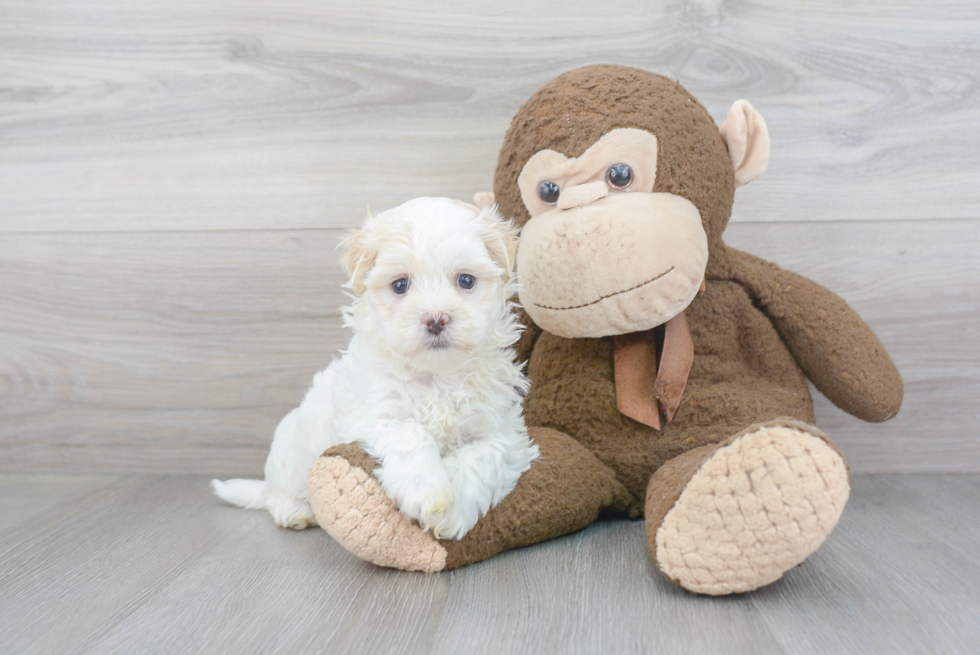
top-left (423, 312), bottom-right (451, 335)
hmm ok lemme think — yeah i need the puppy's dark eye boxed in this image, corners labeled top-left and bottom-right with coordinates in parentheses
top-left (538, 181), bottom-right (560, 204)
top-left (391, 278), bottom-right (410, 294)
top-left (606, 163), bottom-right (633, 189)
top-left (457, 274), bottom-right (476, 290)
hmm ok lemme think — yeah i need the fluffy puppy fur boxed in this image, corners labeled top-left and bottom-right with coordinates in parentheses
top-left (212, 197), bottom-right (538, 540)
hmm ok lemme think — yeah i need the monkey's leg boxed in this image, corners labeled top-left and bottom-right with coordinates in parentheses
top-left (645, 419), bottom-right (850, 595)
top-left (308, 427), bottom-right (638, 572)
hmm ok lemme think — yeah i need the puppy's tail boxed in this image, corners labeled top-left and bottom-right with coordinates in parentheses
top-left (210, 478), bottom-right (267, 510)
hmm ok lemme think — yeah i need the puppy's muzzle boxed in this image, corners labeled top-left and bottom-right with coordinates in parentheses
top-left (423, 312), bottom-right (451, 336)
top-left (422, 312), bottom-right (452, 336)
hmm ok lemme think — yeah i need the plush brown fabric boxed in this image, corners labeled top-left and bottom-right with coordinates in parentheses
top-left (316, 428), bottom-right (638, 571)
top-left (643, 442), bottom-right (724, 567)
top-left (642, 418), bottom-right (849, 571)
top-left (497, 65), bottom-right (899, 494)
top-left (523, 279), bottom-right (817, 501)
top-left (311, 65), bottom-right (903, 592)
top-left (717, 245), bottom-right (904, 421)
top-left (322, 442), bottom-right (377, 475)
top-left (440, 427), bottom-right (638, 570)
top-left (647, 419), bottom-right (850, 595)
top-left (496, 66), bottom-right (899, 591)
top-left (494, 64), bottom-right (736, 247)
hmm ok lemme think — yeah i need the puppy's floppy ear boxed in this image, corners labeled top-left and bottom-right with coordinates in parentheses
top-left (474, 205), bottom-right (519, 282)
top-left (472, 191), bottom-right (495, 209)
top-left (339, 215), bottom-right (378, 295)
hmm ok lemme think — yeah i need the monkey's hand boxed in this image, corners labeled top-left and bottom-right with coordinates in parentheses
top-left (725, 246), bottom-right (903, 422)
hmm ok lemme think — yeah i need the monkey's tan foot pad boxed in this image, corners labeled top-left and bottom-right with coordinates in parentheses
top-left (308, 455), bottom-right (448, 573)
top-left (651, 421), bottom-right (850, 595)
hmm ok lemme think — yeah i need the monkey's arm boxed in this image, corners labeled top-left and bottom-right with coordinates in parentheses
top-left (725, 247), bottom-right (903, 422)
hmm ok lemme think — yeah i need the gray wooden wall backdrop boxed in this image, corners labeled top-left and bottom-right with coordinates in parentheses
top-left (1, 0), bottom-right (978, 474)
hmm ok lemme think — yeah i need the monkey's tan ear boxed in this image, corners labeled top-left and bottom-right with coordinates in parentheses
top-left (476, 207), bottom-right (519, 282)
top-left (339, 223), bottom-right (377, 295)
top-left (473, 191), bottom-right (495, 209)
top-left (720, 100), bottom-right (770, 186)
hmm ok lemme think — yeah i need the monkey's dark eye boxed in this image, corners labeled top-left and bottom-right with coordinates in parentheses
top-left (391, 278), bottom-right (410, 294)
top-left (606, 163), bottom-right (633, 189)
top-left (457, 274), bottom-right (476, 290)
top-left (538, 181), bottom-right (560, 204)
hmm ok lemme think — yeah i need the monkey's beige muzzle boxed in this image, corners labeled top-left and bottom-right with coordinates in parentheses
top-left (516, 192), bottom-right (708, 339)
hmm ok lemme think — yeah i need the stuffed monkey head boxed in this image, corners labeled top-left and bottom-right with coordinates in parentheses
top-left (493, 65), bottom-right (769, 338)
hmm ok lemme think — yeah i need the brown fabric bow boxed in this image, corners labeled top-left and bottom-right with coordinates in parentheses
top-left (612, 281), bottom-right (702, 430)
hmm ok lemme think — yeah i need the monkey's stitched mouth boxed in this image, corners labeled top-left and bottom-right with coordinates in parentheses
top-left (533, 266), bottom-right (675, 311)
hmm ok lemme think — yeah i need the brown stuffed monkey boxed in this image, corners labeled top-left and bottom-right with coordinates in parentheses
top-left (308, 65), bottom-right (903, 595)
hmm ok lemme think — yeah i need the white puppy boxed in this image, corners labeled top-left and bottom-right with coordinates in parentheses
top-left (212, 197), bottom-right (538, 540)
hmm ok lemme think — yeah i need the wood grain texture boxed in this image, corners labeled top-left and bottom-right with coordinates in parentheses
top-left (1, 0), bottom-right (978, 473)
top-left (3, 4), bottom-right (978, 651)
top-left (2, 220), bottom-right (977, 473)
top-left (724, 218), bottom-right (980, 472)
top-left (0, 229), bottom-right (347, 472)
top-left (0, 473), bottom-right (118, 531)
top-left (0, 474), bottom-right (977, 654)
top-left (1, 0), bottom-right (979, 233)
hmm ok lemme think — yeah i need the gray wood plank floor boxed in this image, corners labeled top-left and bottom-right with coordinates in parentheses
top-left (1, 474), bottom-right (978, 654)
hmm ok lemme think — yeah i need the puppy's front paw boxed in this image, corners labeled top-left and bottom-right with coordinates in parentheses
top-left (400, 480), bottom-right (456, 539)
top-left (424, 504), bottom-right (477, 541)
top-left (377, 463), bottom-right (458, 539)
top-left (422, 482), bottom-right (488, 540)
top-left (420, 487), bottom-right (455, 539)
top-left (388, 470), bottom-right (488, 540)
